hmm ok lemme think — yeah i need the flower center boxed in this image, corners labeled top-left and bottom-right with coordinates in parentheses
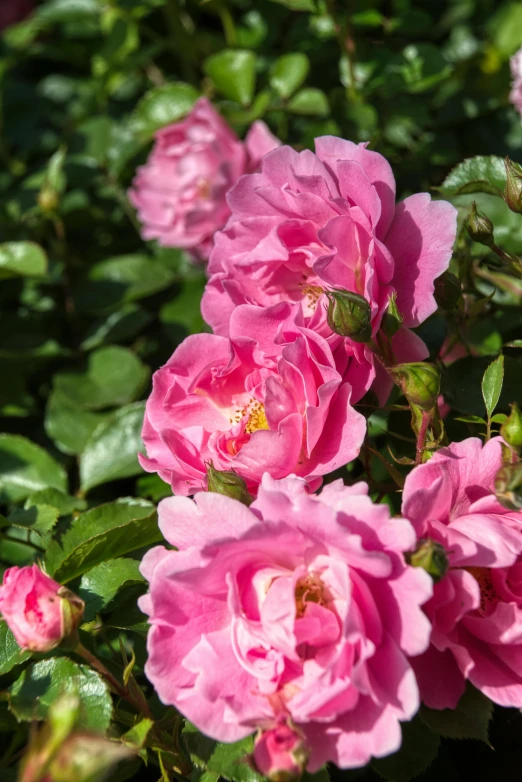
top-left (295, 573), bottom-right (328, 618)
top-left (467, 567), bottom-right (499, 614)
top-left (300, 284), bottom-right (324, 311)
top-left (197, 179), bottom-right (211, 198)
top-left (245, 400), bottom-right (269, 434)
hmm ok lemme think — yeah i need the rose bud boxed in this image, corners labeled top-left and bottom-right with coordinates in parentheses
top-left (503, 157), bottom-right (522, 215)
top-left (0, 565), bottom-right (84, 652)
top-left (389, 362), bottom-right (440, 411)
top-left (406, 538), bottom-right (449, 583)
top-left (501, 403), bottom-right (522, 451)
top-left (252, 721), bottom-right (308, 782)
top-left (206, 460), bottom-right (253, 506)
top-left (466, 201), bottom-right (495, 247)
top-left (381, 291), bottom-right (403, 339)
top-left (325, 289), bottom-right (372, 343)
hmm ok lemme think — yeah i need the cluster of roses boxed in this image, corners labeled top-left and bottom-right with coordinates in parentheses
top-left (2, 99), bottom-right (522, 780)
top-left (129, 100), bottom-right (522, 775)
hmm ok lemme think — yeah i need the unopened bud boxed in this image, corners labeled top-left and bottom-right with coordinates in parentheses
top-left (495, 462), bottom-right (522, 510)
top-left (0, 565), bottom-right (84, 653)
top-left (389, 362), bottom-right (440, 411)
top-left (434, 271), bottom-right (462, 311)
top-left (407, 538), bottom-right (449, 583)
top-left (48, 733), bottom-right (133, 782)
top-left (501, 403), bottom-right (522, 450)
top-left (467, 201), bottom-right (494, 247)
top-left (325, 289), bottom-right (372, 343)
top-left (252, 720), bottom-right (308, 782)
top-left (503, 157), bottom-right (522, 215)
top-left (381, 292), bottom-right (403, 338)
top-left (38, 187), bottom-right (60, 213)
top-left (206, 461), bottom-right (253, 506)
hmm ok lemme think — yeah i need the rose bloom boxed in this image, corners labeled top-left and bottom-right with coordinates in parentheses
top-left (140, 474), bottom-right (432, 770)
top-left (0, 565), bottom-right (84, 652)
top-left (252, 719), bottom-right (308, 781)
top-left (202, 137), bottom-right (457, 347)
top-left (139, 302), bottom-right (370, 496)
top-left (402, 437), bottom-right (522, 709)
top-left (0, 0), bottom-right (33, 30)
top-left (129, 97), bottom-right (279, 259)
top-left (510, 48), bottom-right (522, 119)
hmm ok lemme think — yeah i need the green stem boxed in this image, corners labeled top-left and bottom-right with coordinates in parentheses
top-left (218, 4), bottom-right (237, 47)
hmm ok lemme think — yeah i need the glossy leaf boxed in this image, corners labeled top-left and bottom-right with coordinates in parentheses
top-left (482, 354), bottom-right (504, 418)
top-left (204, 50), bottom-right (257, 107)
top-left (0, 435), bottom-right (67, 504)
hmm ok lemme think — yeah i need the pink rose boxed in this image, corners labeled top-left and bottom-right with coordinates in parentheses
top-left (0, 0), bottom-right (33, 30)
top-left (202, 137), bottom-right (457, 346)
top-left (139, 302), bottom-right (370, 495)
top-left (252, 719), bottom-right (308, 781)
top-left (401, 438), bottom-right (522, 709)
top-left (510, 48), bottom-right (522, 119)
top-left (139, 474), bottom-right (432, 770)
top-left (129, 98), bottom-right (279, 260)
top-left (0, 565), bottom-right (84, 652)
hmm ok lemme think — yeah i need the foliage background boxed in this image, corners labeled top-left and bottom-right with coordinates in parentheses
top-left (1, 0), bottom-right (522, 780)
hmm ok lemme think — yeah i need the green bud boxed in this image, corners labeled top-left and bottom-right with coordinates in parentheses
top-left (48, 733), bottom-right (133, 782)
top-left (466, 201), bottom-right (494, 247)
top-left (325, 289), bottom-right (372, 343)
top-left (501, 403), bottom-right (522, 450)
top-left (434, 271), bottom-right (462, 311)
top-left (407, 538), bottom-right (449, 583)
top-left (494, 462), bottom-right (522, 510)
top-left (206, 461), bottom-right (253, 506)
top-left (389, 362), bottom-right (440, 411)
top-left (38, 187), bottom-right (60, 213)
top-left (503, 157), bottom-right (522, 215)
top-left (381, 292), bottom-right (403, 338)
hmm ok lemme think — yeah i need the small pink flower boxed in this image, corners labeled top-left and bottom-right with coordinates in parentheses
top-left (129, 98), bottom-right (279, 260)
top-left (0, 0), bottom-right (33, 30)
top-left (202, 138), bottom-right (457, 348)
top-left (140, 475), bottom-right (432, 770)
top-left (402, 438), bottom-right (522, 709)
top-left (139, 302), bottom-right (370, 495)
top-left (510, 48), bottom-right (522, 119)
top-left (0, 565), bottom-right (84, 652)
top-left (252, 719), bottom-right (307, 781)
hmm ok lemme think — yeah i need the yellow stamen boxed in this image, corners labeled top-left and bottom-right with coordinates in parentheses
top-left (245, 400), bottom-right (269, 434)
top-left (295, 573), bottom-right (328, 618)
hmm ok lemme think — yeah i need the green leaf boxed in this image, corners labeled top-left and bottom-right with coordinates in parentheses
top-left (132, 82), bottom-right (199, 138)
top-left (505, 340), bottom-right (522, 348)
top-left (74, 254), bottom-right (178, 314)
top-left (372, 717), bottom-right (440, 781)
top-left (454, 415), bottom-right (487, 424)
top-left (442, 356), bottom-right (522, 417)
top-left (487, 1), bottom-right (522, 56)
top-left (184, 723), bottom-right (262, 782)
top-left (269, 53), bottom-right (309, 99)
top-left (105, 596), bottom-right (149, 636)
top-left (438, 156), bottom-right (505, 197)
top-left (0, 623), bottom-right (31, 676)
top-left (0, 242), bottom-right (47, 280)
top-left (0, 434), bottom-right (67, 504)
top-left (80, 305), bottom-right (153, 351)
top-left (7, 504), bottom-right (59, 538)
top-left (37, 0), bottom-right (101, 23)
top-left (46, 497), bottom-right (159, 582)
top-left (482, 354), bottom-right (504, 418)
top-left (79, 402), bottom-right (147, 492)
top-left (26, 488), bottom-right (86, 517)
top-left (79, 558), bottom-right (145, 621)
top-left (122, 717), bottom-right (154, 750)
top-left (267, 0), bottom-right (316, 10)
top-left (45, 390), bottom-right (108, 455)
top-left (160, 276), bottom-right (207, 338)
top-left (491, 413), bottom-right (508, 424)
top-left (420, 683), bottom-right (493, 743)
top-left (204, 50), bottom-right (257, 107)
top-left (10, 658), bottom-right (112, 732)
top-left (53, 346), bottom-right (149, 411)
top-left (288, 88), bottom-right (329, 116)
